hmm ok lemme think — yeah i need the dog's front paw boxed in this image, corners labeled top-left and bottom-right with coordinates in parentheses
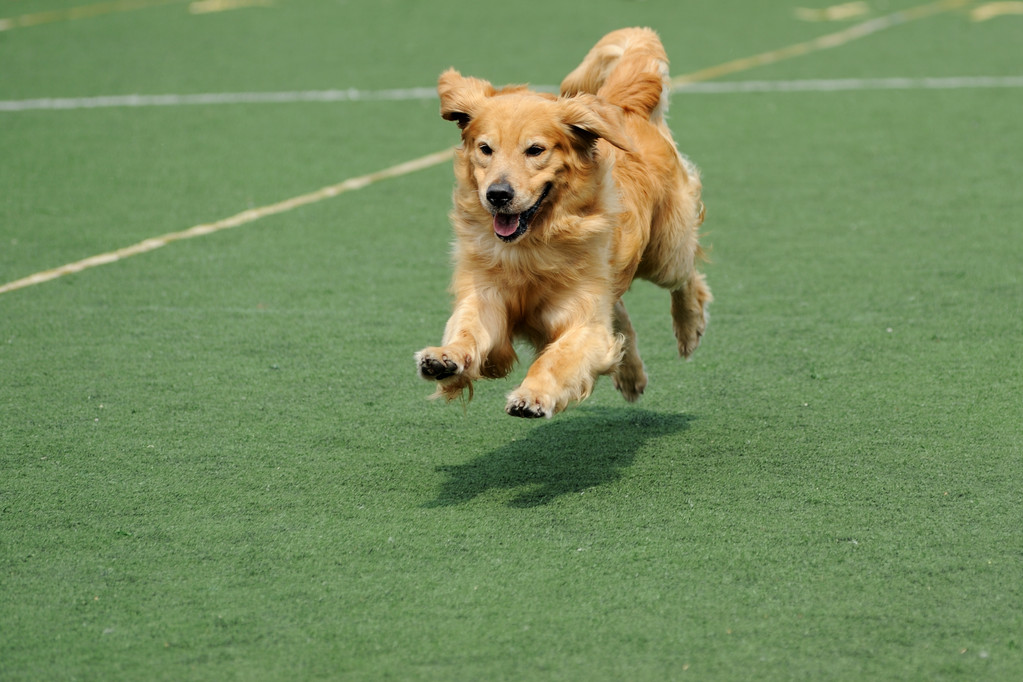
top-left (416, 348), bottom-right (467, 381)
top-left (419, 356), bottom-right (458, 380)
top-left (505, 388), bottom-right (554, 419)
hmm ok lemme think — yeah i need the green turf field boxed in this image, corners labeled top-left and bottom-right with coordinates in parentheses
top-left (2, 0), bottom-right (1021, 679)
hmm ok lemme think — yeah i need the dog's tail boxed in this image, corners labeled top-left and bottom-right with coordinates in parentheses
top-left (560, 27), bottom-right (670, 123)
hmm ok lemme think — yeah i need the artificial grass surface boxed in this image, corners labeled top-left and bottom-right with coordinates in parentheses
top-left (2, 1), bottom-right (1022, 680)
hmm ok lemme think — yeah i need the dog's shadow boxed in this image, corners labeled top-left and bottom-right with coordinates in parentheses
top-left (424, 407), bottom-right (693, 508)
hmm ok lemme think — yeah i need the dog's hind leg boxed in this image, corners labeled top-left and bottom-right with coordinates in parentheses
top-left (611, 299), bottom-right (647, 402)
top-left (670, 271), bottom-right (712, 359)
top-left (641, 177), bottom-right (711, 360)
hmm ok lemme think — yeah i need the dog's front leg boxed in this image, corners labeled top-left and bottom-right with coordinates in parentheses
top-left (506, 323), bottom-right (623, 418)
top-left (416, 292), bottom-right (510, 401)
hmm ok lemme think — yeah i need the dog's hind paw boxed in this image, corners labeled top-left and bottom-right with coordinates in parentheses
top-left (676, 328), bottom-right (704, 359)
top-left (612, 360), bottom-right (647, 403)
top-left (612, 373), bottom-right (647, 403)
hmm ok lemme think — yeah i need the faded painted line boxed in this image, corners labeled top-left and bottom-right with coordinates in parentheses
top-left (971, 1), bottom-right (1023, 20)
top-left (0, 0), bottom-right (187, 31)
top-left (671, 75), bottom-right (1023, 94)
top-left (671, 0), bottom-right (972, 86)
top-left (188, 0), bottom-right (273, 14)
top-left (7, 76), bottom-right (1023, 113)
top-left (794, 2), bottom-right (872, 22)
top-left (0, 147), bottom-right (455, 296)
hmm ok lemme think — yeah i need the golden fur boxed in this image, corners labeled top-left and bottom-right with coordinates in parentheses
top-left (416, 27), bottom-right (712, 418)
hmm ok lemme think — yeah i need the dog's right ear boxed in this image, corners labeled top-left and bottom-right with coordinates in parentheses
top-left (438, 69), bottom-right (495, 130)
top-left (559, 95), bottom-right (634, 153)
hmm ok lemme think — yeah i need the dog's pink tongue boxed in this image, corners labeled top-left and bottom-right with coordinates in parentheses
top-left (493, 213), bottom-right (520, 238)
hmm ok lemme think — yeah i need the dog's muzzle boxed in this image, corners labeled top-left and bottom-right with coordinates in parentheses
top-left (489, 183), bottom-right (552, 243)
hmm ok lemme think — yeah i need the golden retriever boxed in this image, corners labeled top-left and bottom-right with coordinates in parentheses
top-left (416, 27), bottom-right (711, 418)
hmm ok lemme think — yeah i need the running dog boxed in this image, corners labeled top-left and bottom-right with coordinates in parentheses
top-left (416, 27), bottom-right (711, 418)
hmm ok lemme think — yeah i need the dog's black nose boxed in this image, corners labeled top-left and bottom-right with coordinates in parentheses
top-left (486, 182), bottom-right (514, 208)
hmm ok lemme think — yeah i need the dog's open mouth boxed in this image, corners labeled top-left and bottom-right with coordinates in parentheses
top-left (492, 183), bottom-right (552, 242)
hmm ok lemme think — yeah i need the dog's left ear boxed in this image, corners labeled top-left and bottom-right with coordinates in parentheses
top-left (438, 69), bottom-right (496, 130)
top-left (560, 96), bottom-right (634, 153)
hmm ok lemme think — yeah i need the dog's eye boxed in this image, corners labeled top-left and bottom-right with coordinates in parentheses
top-left (478, 143), bottom-right (493, 156)
top-left (525, 145), bottom-right (546, 157)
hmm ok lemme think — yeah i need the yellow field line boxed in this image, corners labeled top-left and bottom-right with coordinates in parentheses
top-left (794, 2), bottom-right (872, 22)
top-left (0, 0), bottom-right (187, 31)
top-left (671, 0), bottom-right (973, 87)
top-left (188, 0), bottom-right (274, 15)
top-left (971, 1), bottom-right (1023, 20)
top-left (0, 0), bottom-right (974, 296)
top-left (0, 148), bottom-right (455, 296)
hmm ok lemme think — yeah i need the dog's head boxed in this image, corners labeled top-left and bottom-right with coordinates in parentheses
top-left (438, 69), bottom-right (631, 243)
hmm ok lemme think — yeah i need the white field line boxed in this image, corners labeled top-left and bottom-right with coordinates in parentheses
top-left (0, 88), bottom-right (440, 112)
top-left (0, 147), bottom-right (454, 296)
top-left (2, 77), bottom-right (1022, 112)
top-left (671, 75), bottom-right (1023, 94)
